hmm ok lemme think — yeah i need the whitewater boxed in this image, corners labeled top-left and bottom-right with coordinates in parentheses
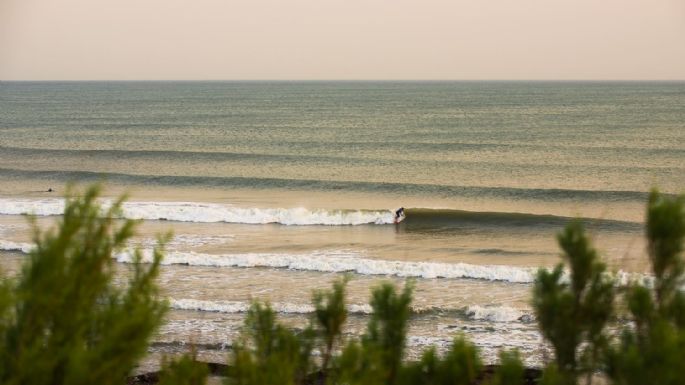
top-left (0, 198), bottom-right (396, 225)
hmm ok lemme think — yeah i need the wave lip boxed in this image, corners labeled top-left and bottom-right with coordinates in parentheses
top-left (120, 202), bottom-right (395, 225)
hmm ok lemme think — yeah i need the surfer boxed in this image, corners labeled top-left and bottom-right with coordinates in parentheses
top-left (394, 207), bottom-right (405, 223)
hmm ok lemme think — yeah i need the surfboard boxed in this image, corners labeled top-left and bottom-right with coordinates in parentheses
top-left (394, 214), bottom-right (406, 224)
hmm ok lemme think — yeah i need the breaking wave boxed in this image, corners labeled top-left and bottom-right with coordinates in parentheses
top-left (464, 305), bottom-right (531, 323)
top-left (170, 298), bottom-right (372, 315)
top-left (0, 198), bottom-right (639, 230)
top-left (0, 239), bottom-right (535, 283)
top-left (117, 249), bottom-right (538, 283)
top-left (0, 239), bottom-right (651, 287)
top-left (169, 298), bottom-right (537, 323)
top-left (0, 198), bottom-right (394, 226)
top-left (0, 240), bottom-right (33, 253)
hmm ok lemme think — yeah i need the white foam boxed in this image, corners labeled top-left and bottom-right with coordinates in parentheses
top-left (0, 236), bottom-right (654, 286)
top-left (0, 240), bottom-right (34, 253)
top-left (0, 198), bottom-right (65, 216)
top-left (465, 305), bottom-right (529, 323)
top-left (117, 249), bottom-right (538, 283)
top-left (169, 299), bottom-right (535, 321)
top-left (0, 198), bottom-right (394, 226)
top-left (170, 298), bottom-right (372, 314)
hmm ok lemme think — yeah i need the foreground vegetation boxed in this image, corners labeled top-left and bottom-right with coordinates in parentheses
top-left (0, 185), bottom-right (683, 384)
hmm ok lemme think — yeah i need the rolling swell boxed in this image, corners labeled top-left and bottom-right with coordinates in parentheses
top-left (2, 146), bottom-right (683, 172)
top-left (402, 208), bottom-right (641, 232)
top-left (0, 167), bottom-right (655, 204)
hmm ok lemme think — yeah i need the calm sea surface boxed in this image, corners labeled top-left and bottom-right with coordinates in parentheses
top-left (0, 81), bottom-right (683, 367)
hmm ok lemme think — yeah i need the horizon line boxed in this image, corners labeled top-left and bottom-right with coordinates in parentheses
top-left (2, 79), bottom-right (685, 83)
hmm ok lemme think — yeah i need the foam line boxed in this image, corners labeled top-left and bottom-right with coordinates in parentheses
top-left (0, 239), bottom-right (653, 286)
top-left (0, 240), bottom-right (33, 253)
top-left (117, 249), bottom-right (538, 283)
top-left (169, 298), bottom-right (536, 322)
top-left (170, 298), bottom-right (372, 315)
top-left (465, 305), bottom-right (529, 322)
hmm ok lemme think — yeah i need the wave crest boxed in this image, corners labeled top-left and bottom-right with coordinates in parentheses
top-left (0, 198), bottom-right (640, 230)
top-left (170, 298), bottom-right (372, 314)
top-left (117, 249), bottom-right (537, 283)
top-left (0, 198), bottom-right (394, 226)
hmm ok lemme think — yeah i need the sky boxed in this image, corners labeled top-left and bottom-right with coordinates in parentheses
top-left (1, 0), bottom-right (684, 80)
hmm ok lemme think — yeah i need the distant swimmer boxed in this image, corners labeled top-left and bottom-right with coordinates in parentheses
top-left (394, 207), bottom-right (405, 223)
top-left (47, 188), bottom-right (54, 193)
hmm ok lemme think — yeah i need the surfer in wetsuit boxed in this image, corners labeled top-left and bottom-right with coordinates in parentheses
top-left (395, 207), bottom-right (405, 222)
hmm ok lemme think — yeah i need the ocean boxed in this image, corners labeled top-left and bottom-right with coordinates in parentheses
top-left (0, 81), bottom-right (683, 367)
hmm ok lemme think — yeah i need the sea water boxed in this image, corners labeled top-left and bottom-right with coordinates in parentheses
top-left (0, 81), bottom-right (683, 367)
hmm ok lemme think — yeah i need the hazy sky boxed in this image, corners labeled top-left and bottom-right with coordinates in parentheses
top-left (2, 0), bottom-right (684, 80)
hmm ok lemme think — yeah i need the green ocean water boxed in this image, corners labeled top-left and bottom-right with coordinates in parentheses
top-left (1, 81), bottom-right (683, 194)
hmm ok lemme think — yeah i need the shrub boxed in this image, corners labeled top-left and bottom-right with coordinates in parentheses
top-left (399, 337), bottom-right (483, 385)
top-left (605, 191), bottom-right (685, 385)
top-left (533, 220), bottom-right (615, 385)
top-left (228, 302), bottom-right (313, 385)
top-left (331, 282), bottom-right (413, 385)
top-left (158, 351), bottom-right (209, 385)
top-left (312, 276), bottom-right (349, 378)
top-left (491, 350), bottom-right (525, 385)
top-left (0, 185), bottom-right (168, 385)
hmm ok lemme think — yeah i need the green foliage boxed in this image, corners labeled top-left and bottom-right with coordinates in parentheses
top-left (605, 191), bottom-right (685, 385)
top-left (334, 340), bottom-right (387, 385)
top-left (334, 281), bottom-right (413, 385)
top-left (364, 281), bottom-right (413, 384)
top-left (490, 349), bottom-right (524, 385)
top-left (312, 276), bottom-right (349, 376)
top-left (366, 282), bottom-right (413, 367)
top-left (228, 302), bottom-right (313, 385)
top-left (0, 185), bottom-right (168, 385)
top-left (533, 220), bottom-right (615, 384)
top-left (645, 190), bottom-right (685, 318)
top-left (158, 352), bottom-right (209, 385)
top-left (538, 364), bottom-right (563, 385)
top-left (400, 337), bottom-right (482, 385)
